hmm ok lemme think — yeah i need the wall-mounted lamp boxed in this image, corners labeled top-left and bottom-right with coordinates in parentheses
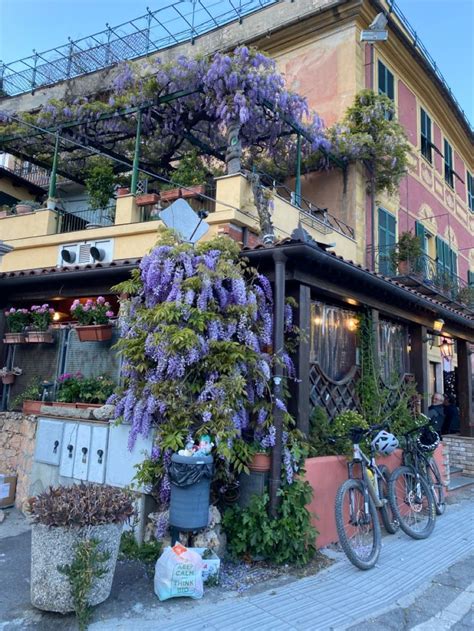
top-left (433, 319), bottom-right (445, 333)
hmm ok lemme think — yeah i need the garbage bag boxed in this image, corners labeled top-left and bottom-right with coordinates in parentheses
top-left (169, 456), bottom-right (213, 488)
top-left (154, 544), bottom-right (204, 601)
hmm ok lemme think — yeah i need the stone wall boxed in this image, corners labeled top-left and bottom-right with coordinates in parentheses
top-left (443, 435), bottom-right (474, 476)
top-left (0, 412), bottom-right (37, 509)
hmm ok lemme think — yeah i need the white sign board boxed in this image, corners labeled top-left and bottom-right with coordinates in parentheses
top-left (360, 30), bottom-right (388, 42)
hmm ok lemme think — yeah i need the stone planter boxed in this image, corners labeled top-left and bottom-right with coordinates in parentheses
top-left (249, 452), bottom-right (271, 472)
top-left (75, 324), bottom-right (113, 342)
top-left (3, 332), bottom-right (27, 344)
top-left (31, 522), bottom-right (123, 613)
top-left (26, 331), bottom-right (54, 344)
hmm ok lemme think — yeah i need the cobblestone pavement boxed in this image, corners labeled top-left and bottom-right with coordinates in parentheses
top-left (1, 486), bottom-right (472, 630)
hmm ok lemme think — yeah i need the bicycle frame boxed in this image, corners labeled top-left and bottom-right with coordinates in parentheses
top-left (348, 443), bottom-right (386, 509)
top-left (400, 437), bottom-right (426, 504)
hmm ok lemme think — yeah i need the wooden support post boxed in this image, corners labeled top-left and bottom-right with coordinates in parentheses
top-left (457, 340), bottom-right (473, 437)
top-left (410, 324), bottom-right (428, 414)
top-left (296, 284), bottom-right (311, 436)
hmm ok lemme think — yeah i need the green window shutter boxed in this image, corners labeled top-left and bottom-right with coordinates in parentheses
top-left (415, 221), bottom-right (425, 239)
top-left (444, 140), bottom-right (453, 187)
top-left (468, 271), bottom-right (474, 287)
top-left (467, 172), bottom-right (474, 212)
top-left (387, 70), bottom-right (394, 100)
top-left (420, 109), bottom-right (432, 162)
top-left (378, 60), bottom-right (385, 95)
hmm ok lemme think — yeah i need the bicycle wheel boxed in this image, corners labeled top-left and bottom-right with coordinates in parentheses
top-left (388, 466), bottom-right (436, 539)
top-left (378, 464), bottom-right (399, 534)
top-left (335, 479), bottom-right (381, 570)
top-left (426, 457), bottom-right (446, 515)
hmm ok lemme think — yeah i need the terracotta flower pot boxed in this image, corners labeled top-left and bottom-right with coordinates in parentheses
top-left (1, 373), bottom-right (16, 385)
top-left (22, 400), bottom-right (48, 415)
top-left (249, 452), bottom-right (271, 473)
top-left (116, 187), bottom-right (130, 197)
top-left (3, 332), bottom-right (27, 344)
top-left (0, 210), bottom-right (8, 218)
top-left (75, 324), bottom-right (113, 342)
top-left (76, 403), bottom-right (103, 409)
top-left (159, 188), bottom-right (181, 203)
top-left (15, 204), bottom-right (33, 215)
top-left (397, 260), bottom-right (411, 275)
top-left (26, 331), bottom-right (54, 344)
top-left (180, 184), bottom-right (205, 199)
top-left (136, 193), bottom-right (160, 206)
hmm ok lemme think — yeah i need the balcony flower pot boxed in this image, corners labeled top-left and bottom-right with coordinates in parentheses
top-left (15, 204), bottom-right (33, 215)
top-left (249, 452), bottom-right (271, 473)
top-left (75, 324), bottom-right (113, 342)
top-left (0, 210), bottom-right (7, 218)
top-left (22, 400), bottom-right (49, 415)
top-left (136, 193), bottom-right (160, 206)
top-left (181, 184), bottom-right (205, 199)
top-left (1, 373), bottom-right (16, 385)
top-left (3, 332), bottom-right (27, 344)
top-left (28, 484), bottom-right (134, 614)
top-left (26, 331), bottom-right (54, 344)
top-left (159, 188), bottom-right (181, 203)
top-left (76, 403), bottom-right (103, 409)
top-left (116, 187), bottom-right (130, 197)
top-left (397, 260), bottom-right (411, 275)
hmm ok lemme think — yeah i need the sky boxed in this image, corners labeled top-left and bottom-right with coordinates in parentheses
top-left (0, 0), bottom-right (472, 124)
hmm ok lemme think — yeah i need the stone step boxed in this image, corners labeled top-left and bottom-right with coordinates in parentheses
top-left (448, 465), bottom-right (464, 475)
top-left (448, 475), bottom-right (474, 491)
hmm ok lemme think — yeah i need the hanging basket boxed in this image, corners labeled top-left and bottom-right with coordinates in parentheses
top-left (1, 373), bottom-right (16, 385)
top-left (3, 332), bottom-right (27, 344)
top-left (75, 324), bottom-right (113, 342)
top-left (26, 331), bottom-right (54, 344)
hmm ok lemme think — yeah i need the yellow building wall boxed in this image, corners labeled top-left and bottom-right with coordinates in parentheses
top-left (0, 179), bottom-right (38, 204)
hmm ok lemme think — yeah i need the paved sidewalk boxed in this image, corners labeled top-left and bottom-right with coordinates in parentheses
top-left (88, 497), bottom-right (474, 630)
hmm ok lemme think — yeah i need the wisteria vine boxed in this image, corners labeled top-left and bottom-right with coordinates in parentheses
top-left (110, 230), bottom-right (300, 504)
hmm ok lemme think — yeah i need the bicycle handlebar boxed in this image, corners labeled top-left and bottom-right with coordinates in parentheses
top-left (403, 422), bottom-right (432, 438)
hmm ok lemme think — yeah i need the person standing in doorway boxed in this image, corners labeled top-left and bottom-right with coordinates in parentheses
top-left (428, 393), bottom-right (445, 434)
top-left (443, 394), bottom-right (460, 434)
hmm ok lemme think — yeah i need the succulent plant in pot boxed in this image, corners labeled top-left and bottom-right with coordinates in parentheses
top-left (28, 483), bottom-right (134, 622)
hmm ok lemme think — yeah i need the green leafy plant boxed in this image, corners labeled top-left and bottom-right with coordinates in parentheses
top-left (307, 406), bottom-right (342, 457)
top-left (222, 477), bottom-right (317, 566)
top-left (164, 149), bottom-right (209, 189)
top-left (56, 373), bottom-right (115, 404)
top-left (71, 297), bottom-right (115, 326)
top-left (119, 531), bottom-right (162, 564)
top-left (29, 304), bottom-right (54, 331)
top-left (456, 285), bottom-right (474, 307)
top-left (85, 156), bottom-right (115, 209)
top-left (10, 378), bottom-right (42, 410)
top-left (58, 538), bottom-right (110, 631)
top-left (16, 200), bottom-right (41, 211)
top-left (4, 307), bottom-right (30, 333)
top-left (28, 483), bottom-right (134, 527)
top-left (390, 231), bottom-right (423, 270)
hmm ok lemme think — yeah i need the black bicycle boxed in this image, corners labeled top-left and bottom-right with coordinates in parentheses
top-left (334, 424), bottom-right (399, 570)
top-left (388, 424), bottom-right (438, 540)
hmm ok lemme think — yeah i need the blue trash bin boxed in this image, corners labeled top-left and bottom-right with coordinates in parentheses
top-left (169, 453), bottom-right (213, 531)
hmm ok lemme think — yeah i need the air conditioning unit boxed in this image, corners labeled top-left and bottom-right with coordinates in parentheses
top-left (57, 239), bottom-right (114, 267)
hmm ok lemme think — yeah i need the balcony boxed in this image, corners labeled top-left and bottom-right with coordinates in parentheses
top-left (372, 246), bottom-right (474, 312)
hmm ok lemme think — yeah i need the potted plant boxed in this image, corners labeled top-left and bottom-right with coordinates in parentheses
top-left (0, 366), bottom-right (22, 385)
top-left (249, 443), bottom-right (271, 473)
top-left (15, 200), bottom-right (41, 214)
top-left (71, 297), bottom-right (115, 342)
top-left (136, 192), bottom-right (160, 206)
top-left (85, 156), bottom-right (116, 210)
top-left (56, 373), bottom-right (115, 407)
top-left (9, 379), bottom-right (46, 414)
top-left (28, 483), bottom-right (134, 621)
top-left (160, 150), bottom-right (208, 202)
top-left (390, 231), bottom-right (423, 275)
top-left (26, 304), bottom-right (55, 343)
top-left (456, 285), bottom-right (474, 307)
top-left (3, 307), bottom-right (30, 343)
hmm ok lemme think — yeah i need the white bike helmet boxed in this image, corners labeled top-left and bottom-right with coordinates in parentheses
top-left (371, 430), bottom-right (399, 455)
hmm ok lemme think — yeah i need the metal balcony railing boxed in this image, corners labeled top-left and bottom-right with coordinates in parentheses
top-left (371, 246), bottom-right (474, 309)
top-left (56, 206), bottom-right (115, 233)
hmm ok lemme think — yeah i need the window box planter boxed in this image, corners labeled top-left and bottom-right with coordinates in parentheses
top-left (26, 331), bottom-right (54, 343)
top-left (136, 193), bottom-right (159, 206)
top-left (15, 204), bottom-right (34, 215)
top-left (75, 403), bottom-right (103, 409)
top-left (116, 186), bottom-right (130, 197)
top-left (159, 184), bottom-right (205, 203)
top-left (3, 333), bottom-right (27, 344)
top-left (75, 324), bottom-right (113, 342)
top-left (249, 452), bottom-right (271, 473)
top-left (22, 400), bottom-right (50, 415)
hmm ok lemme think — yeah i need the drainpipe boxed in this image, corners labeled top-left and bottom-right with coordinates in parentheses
top-left (269, 250), bottom-right (286, 517)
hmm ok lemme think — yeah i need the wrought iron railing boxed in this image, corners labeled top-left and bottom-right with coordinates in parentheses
top-left (56, 206), bottom-right (115, 233)
top-left (1, 161), bottom-right (50, 188)
top-left (371, 246), bottom-right (473, 308)
top-left (0, 1), bottom-right (278, 97)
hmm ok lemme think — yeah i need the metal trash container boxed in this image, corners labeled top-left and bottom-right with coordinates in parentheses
top-left (169, 453), bottom-right (213, 531)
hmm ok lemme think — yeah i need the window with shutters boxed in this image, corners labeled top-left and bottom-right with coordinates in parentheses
top-left (378, 61), bottom-right (394, 121)
top-left (444, 139), bottom-right (454, 188)
top-left (435, 236), bottom-right (457, 290)
top-left (420, 109), bottom-right (432, 163)
top-left (378, 208), bottom-right (396, 275)
top-left (467, 171), bottom-right (474, 212)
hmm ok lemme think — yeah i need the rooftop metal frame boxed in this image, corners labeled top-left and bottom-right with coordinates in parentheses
top-left (0, 1), bottom-right (278, 96)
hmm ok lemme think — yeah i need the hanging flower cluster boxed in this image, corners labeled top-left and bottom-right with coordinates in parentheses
top-left (0, 47), bottom-right (329, 180)
top-left (110, 230), bottom-right (299, 502)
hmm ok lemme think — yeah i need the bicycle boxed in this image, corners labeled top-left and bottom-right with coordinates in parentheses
top-left (334, 424), bottom-right (399, 570)
top-left (388, 424), bottom-right (438, 540)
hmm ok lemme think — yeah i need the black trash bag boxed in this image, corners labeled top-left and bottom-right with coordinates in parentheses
top-left (169, 461), bottom-right (214, 487)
